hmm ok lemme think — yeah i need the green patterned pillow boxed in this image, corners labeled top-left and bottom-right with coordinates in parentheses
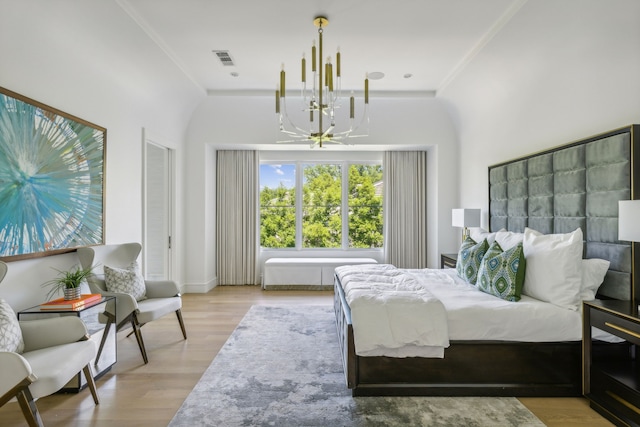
top-left (477, 241), bottom-right (526, 302)
top-left (456, 237), bottom-right (489, 284)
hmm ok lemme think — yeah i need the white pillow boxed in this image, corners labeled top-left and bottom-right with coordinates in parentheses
top-left (522, 227), bottom-right (584, 310)
top-left (104, 262), bottom-right (147, 301)
top-left (0, 298), bottom-right (24, 353)
top-left (580, 258), bottom-right (610, 301)
top-left (495, 230), bottom-right (524, 250)
top-left (469, 228), bottom-right (505, 245)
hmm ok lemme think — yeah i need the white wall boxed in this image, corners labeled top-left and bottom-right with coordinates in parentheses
top-left (439, 0), bottom-right (640, 227)
top-left (184, 94), bottom-right (458, 290)
top-left (0, 1), bottom-right (203, 309)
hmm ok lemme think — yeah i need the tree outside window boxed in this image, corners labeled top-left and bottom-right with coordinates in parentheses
top-left (260, 162), bottom-right (383, 249)
top-left (259, 164), bottom-right (295, 248)
top-left (348, 164), bottom-right (383, 248)
top-left (302, 164), bottom-right (342, 248)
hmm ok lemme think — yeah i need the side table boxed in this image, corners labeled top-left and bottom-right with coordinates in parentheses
top-left (583, 299), bottom-right (640, 426)
top-left (440, 253), bottom-right (458, 269)
top-left (18, 296), bottom-right (116, 392)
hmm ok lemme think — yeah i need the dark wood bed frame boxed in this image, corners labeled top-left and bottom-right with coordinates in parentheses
top-left (334, 125), bottom-right (640, 397)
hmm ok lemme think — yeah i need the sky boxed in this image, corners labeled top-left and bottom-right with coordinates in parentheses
top-left (260, 164), bottom-right (296, 189)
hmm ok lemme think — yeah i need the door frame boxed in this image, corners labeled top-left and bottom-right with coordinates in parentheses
top-left (142, 128), bottom-right (176, 281)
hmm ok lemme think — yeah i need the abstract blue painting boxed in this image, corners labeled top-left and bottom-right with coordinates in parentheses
top-left (0, 87), bottom-right (105, 260)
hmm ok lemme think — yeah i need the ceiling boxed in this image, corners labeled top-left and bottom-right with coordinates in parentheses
top-left (119, 0), bottom-right (521, 96)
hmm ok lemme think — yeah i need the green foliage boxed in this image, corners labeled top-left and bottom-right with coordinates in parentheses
top-left (348, 164), bottom-right (383, 248)
top-left (260, 185), bottom-right (295, 248)
top-left (260, 163), bottom-right (383, 249)
top-left (302, 164), bottom-right (342, 248)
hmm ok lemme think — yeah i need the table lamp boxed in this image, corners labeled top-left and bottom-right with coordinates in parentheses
top-left (452, 208), bottom-right (481, 242)
top-left (619, 200), bottom-right (640, 242)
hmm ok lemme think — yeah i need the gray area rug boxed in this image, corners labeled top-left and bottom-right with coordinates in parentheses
top-left (169, 305), bottom-right (545, 427)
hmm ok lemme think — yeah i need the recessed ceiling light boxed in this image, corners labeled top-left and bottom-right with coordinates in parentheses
top-left (368, 72), bottom-right (385, 80)
top-left (404, 73), bottom-right (413, 79)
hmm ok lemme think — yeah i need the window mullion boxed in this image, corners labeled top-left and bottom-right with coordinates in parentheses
top-left (342, 161), bottom-right (349, 250)
top-left (295, 161), bottom-right (303, 250)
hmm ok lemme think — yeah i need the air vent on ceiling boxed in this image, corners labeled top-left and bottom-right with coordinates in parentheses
top-left (213, 50), bottom-right (235, 66)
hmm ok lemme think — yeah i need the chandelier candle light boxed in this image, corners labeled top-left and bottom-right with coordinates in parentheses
top-left (276, 16), bottom-right (370, 148)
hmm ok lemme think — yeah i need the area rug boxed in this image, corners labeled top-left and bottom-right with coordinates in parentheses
top-left (169, 305), bottom-right (544, 427)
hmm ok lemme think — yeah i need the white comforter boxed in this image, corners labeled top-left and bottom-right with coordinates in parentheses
top-left (335, 264), bottom-right (450, 357)
top-left (335, 265), bottom-right (595, 358)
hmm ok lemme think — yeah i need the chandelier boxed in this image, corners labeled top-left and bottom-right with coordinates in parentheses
top-left (275, 16), bottom-right (370, 148)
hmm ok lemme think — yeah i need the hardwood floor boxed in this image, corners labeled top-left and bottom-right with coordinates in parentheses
top-left (0, 286), bottom-right (612, 426)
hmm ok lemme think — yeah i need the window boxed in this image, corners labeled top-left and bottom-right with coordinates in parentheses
top-left (259, 164), bottom-right (296, 248)
top-left (347, 164), bottom-right (383, 248)
top-left (302, 163), bottom-right (342, 248)
top-left (260, 162), bottom-right (383, 249)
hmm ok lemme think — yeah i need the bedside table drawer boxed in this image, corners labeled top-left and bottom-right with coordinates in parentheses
top-left (591, 309), bottom-right (640, 346)
top-left (590, 368), bottom-right (640, 425)
top-left (440, 253), bottom-right (457, 269)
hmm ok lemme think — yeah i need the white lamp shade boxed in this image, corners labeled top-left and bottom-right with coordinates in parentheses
top-left (452, 208), bottom-right (481, 228)
top-left (619, 200), bottom-right (640, 242)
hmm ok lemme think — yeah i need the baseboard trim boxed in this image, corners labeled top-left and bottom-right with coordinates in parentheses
top-left (182, 277), bottom-right (217, 293)
top-left (263, 284), bottom-right (334, 291)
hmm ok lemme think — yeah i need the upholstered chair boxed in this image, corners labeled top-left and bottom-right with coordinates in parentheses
top-left (77, 243), bottom-right (186, 364)
top-left (0, 261), bottom-right (99, 427)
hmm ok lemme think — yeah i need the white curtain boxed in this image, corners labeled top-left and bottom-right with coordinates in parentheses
top-left (216, 150), bottom-right (259, 285)
top-left (383, 151), bottom-right (428, 268)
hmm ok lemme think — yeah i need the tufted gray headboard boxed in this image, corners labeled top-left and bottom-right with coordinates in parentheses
top-left (489, 125), bottom-right (640, 302)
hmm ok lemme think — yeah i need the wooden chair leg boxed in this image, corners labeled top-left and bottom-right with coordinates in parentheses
top-left (95, 317), bottom-right (113, 365)
top-left (125, 322), bottom-right (146, 338)
top-left (130, 316), bottom-right (148, 364)
top-left (82, 364), bottom-right (100, 405)
top-left (176, 309), bottom-right (187, 339)
top-left (16, 387), bottom-right (43, 427)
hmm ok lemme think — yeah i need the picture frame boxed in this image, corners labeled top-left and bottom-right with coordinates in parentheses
top-left (0, 86), bottom-right (106, 261)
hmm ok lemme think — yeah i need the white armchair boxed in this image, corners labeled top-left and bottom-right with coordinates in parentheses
top-left (77, 243), bottom-right (186, 364)
top-left (0, 261), bottom-right (99, 427)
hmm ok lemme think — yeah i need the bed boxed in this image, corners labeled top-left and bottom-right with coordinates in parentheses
top-left (334, 124), bottom-right (640, 396)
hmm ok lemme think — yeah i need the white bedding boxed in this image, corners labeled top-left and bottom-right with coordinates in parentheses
top-left (335, 264), bottom-right (449, 357)
top-left (412, 268), bottom-right (582, 341)
top-left (428, 269), bottom-right (621, 344)
top-left (335, 265), bottom-right (619, 358)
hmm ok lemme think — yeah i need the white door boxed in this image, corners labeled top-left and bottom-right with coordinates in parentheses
top-left (144, 140), bottom-right (173, 280)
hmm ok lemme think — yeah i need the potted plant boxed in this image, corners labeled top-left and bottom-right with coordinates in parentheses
top-left (42, 265), bottom-right (94, 301)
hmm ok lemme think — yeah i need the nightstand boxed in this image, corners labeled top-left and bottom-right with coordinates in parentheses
top-left (18, 296), bottom-right (116, 392)
top-left (583, 300), bottom-right (640, 426)
top-left (440, 253), bottom-right (457, 269)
